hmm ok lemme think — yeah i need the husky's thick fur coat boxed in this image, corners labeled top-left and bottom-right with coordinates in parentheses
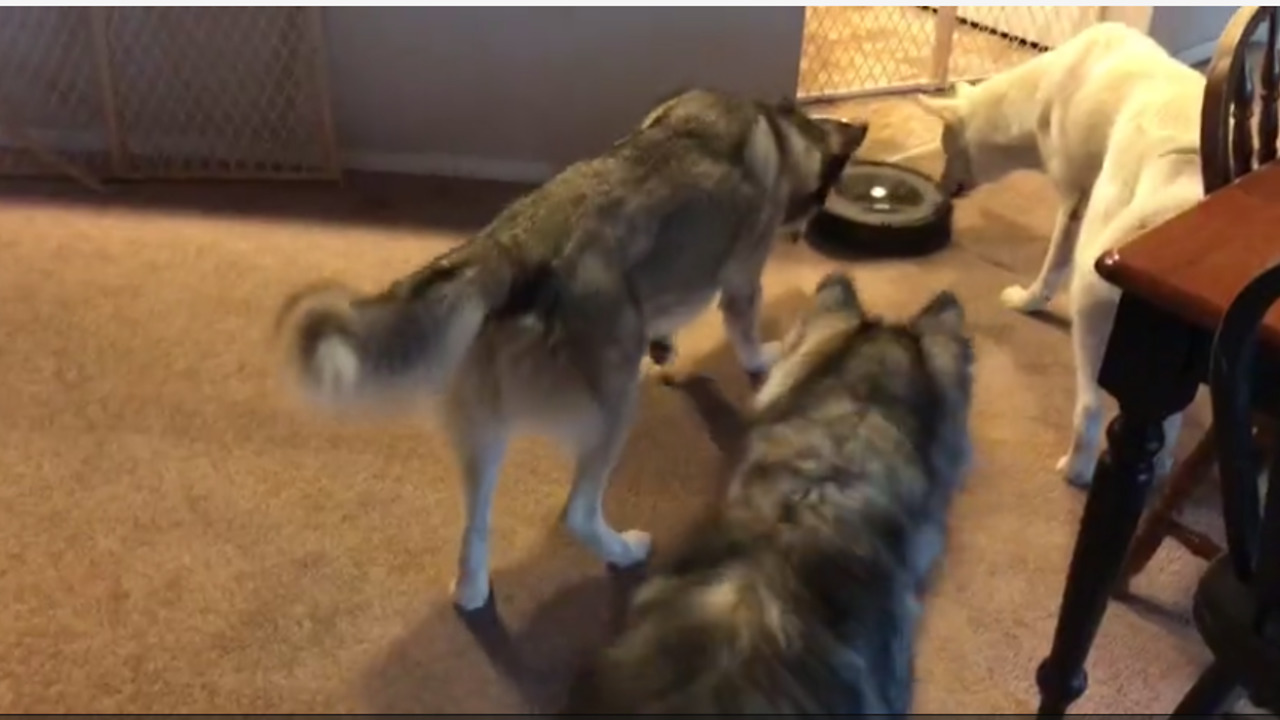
top-left (275, 89), bottom-right (868, 610)
top-left (561, 271), bottom-right (975, 714)
top-left (915, 22), bottom-right (1206, 486)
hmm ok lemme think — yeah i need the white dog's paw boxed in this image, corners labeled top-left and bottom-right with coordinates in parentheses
top-left (450, 573), bottom-right (492, 613)
top-left (1000, 284), bottom-right (1049, 314)
top-left (1056, 453), bottom-right (1096, 489)
top-left (605, 529), bottom-right (652, 568)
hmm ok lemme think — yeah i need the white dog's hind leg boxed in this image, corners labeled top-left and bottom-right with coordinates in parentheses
top-left (1054, 177), bottom-right (1194, 487)
top-left (1156, 412), bottom-right (1184, 478)
top-left (447, 420), bottom-right (509, 611)
top-left (562, 382), bottom-right (651, 568)
top-left (1056, 268), bottom-right (1186, 486)
top-left (1057, 266), bottom-right (1119, 487)
top-left (1001, 198), bottom-right (1085, 313)
top-left (1066, 166), bottom-right (1202, 483)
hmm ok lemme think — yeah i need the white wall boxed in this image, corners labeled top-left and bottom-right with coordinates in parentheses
top-left (322, 7), bottom-right (807, 182)
top-left (1147, 6), bottom-right (1242, 66)
top-left (0, 8), bottom-right (804, 182)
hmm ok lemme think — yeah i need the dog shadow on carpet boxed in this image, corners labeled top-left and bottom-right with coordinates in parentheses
top-left (358, 290), bottom-right (810, 714)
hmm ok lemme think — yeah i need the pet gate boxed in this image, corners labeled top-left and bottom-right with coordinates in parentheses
top-left (798, 6), bottom-right (1107, 102)
top-left (0, 7), bottom-right (340, 190)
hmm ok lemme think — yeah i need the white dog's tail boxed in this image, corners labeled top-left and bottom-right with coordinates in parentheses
top-left (275, 241), bottom-right (517, 411)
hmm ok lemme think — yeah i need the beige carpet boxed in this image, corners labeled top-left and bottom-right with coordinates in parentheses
top-left (0, 147), bottom-right (1222, 712)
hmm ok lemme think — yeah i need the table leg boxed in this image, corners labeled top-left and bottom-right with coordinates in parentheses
top-left (1114, 430), bottom-right (1219, 596)
top-left (1035, 410), bottom-right (1166, 717)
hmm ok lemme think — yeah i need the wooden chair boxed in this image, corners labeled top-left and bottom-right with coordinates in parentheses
top-left (1166, 233), bottom-right (1280, 715)
top-left (1115, 5), bottom-right (1280, 597)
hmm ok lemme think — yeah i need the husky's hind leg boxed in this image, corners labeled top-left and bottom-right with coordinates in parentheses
top-left (445, 412), bottom-right (510, 612)
top-left (562, 379), bottom-right (651, 568)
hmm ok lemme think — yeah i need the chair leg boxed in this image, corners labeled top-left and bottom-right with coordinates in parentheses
top-left (1170, 660), bottom-right (1240, 716)
top-left (1115, 429), bottom-right (1219, 597)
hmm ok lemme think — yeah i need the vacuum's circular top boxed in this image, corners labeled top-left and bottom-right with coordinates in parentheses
top-left (806, 160), bottom-right (954, 259)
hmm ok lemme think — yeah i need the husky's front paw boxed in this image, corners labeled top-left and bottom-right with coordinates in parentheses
top-left (605, 529), bottom-right (652, 569)
top-left (1000, 284), bottom-right (1049, 314)
top-left (760, 340), bottom-right (782, 365)
top-left (450, 574), bottom-right (493, 613)
top-left (1056, 452), bottom-right (1097, 489)
top-left (745, 341), bottom-right (782, 389)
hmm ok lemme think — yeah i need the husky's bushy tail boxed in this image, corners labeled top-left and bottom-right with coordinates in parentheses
top-left (274, 241), bottom-right (513, 410)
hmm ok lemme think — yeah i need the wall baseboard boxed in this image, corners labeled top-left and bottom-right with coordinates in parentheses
top-left (342, 150), bottom-right (557, 184)
top-left (0, 125), bottom-right (560, 185)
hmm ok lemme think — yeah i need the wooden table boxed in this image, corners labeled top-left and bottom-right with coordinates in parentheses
top-left (1034, 161), bottom-right (1280, 716)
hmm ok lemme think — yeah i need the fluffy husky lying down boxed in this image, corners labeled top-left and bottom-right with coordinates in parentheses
top-left (563, 272), bottom-right (975, 714)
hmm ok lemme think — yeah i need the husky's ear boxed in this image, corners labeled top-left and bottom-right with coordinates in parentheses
top-left (913, 94), bottom-right (963, 123)
top-left (912, 290), bottom-right (966, 335)
top-left (639, 93), bottom-right (684, 130)
top-left (816, 117), bottom-right (869, 156)
top-left (812, 271), bottom-right (863, 317)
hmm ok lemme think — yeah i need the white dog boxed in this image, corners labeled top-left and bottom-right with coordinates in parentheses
top-left (916, 22), bottom-right (1207, 487)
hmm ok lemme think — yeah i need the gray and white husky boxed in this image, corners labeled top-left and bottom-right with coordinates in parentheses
top-left (275, 88), bottom-right (868, 610)
top-left (562, 271), bottom-right (976, 714)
